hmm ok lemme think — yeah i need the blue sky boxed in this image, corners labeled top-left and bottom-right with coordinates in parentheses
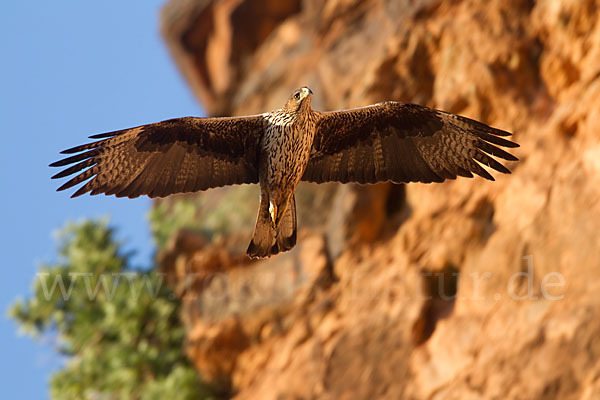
top-left (0, 1), bottom-right (201, 397)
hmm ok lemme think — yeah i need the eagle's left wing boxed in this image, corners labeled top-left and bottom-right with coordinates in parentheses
top-left (302, 102), bottom-right (518, 184)
top-left (51, 115), bottom-right (266, 198)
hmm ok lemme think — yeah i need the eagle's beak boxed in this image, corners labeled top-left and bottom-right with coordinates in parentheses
top-left (303, 87), bottom-right (313, 96)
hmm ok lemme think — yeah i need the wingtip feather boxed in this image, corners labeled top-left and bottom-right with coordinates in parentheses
top-left (88, 125), bottom-right (134, 139)
top-left (57, 181), bottom-right (73, 192)
top-left (71, 185), bottom-right (91, 198)
top-left (89, 131), bottom-right (118, 139)
top-left (60, 147), bottom-right (80, 155)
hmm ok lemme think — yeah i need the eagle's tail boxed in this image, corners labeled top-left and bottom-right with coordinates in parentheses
top-left (275, 195), bottom-right (297, 253)
top-left (247, 194), bottom-right (297, 258)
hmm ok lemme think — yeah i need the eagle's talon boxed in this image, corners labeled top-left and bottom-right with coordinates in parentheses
top-left (269, 201), bottom-right (277, 228)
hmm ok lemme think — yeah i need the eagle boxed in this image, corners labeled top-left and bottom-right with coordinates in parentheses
top-left (51, 87), bottom-right (518, 258)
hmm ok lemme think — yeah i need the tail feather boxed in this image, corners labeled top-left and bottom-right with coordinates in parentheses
top-left (275, 195), bottom-right (297, 253)
top-left (247, 194), bottom-right (297, 258)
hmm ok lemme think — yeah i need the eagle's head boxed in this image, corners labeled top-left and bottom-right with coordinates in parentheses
top-left (284, 87), bottom-right (313, 113)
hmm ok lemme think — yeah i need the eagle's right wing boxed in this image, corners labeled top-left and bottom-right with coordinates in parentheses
top-left (303, 102), bottom-right (518, 184)
top-left (51, 115), bottom-right (266, 198)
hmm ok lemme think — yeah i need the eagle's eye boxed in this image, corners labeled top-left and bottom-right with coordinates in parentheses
top-left (294, 92), bottom-right (301, 100)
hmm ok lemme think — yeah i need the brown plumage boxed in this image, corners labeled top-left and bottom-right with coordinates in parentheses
top-left (51, 87), bottom-right (519, 258)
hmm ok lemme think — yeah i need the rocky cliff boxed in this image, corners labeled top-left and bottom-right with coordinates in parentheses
top-left (158, 0), bottom-right (600, 398)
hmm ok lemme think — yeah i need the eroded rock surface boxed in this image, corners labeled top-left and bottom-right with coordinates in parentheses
top-left (159, 0), bottom-right (600, 398)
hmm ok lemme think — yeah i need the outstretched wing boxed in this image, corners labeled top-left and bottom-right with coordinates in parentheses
top-left (51, 115), bottom-right (266, 198)
top-left (302, 102), bottom-right (518, 184)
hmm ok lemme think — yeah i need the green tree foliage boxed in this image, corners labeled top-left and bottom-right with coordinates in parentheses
top-left (9, 219), bottom-right (214, 400)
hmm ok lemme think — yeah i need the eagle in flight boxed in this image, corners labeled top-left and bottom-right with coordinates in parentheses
top-left (51, 87), bottom-right (518, 258)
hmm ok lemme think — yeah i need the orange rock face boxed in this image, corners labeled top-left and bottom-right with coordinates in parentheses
top-left (159, 0), bottom-right (600, 398)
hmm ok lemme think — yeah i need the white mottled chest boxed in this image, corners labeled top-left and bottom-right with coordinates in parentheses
top-left (262, 112), bottom-right (316, 187)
